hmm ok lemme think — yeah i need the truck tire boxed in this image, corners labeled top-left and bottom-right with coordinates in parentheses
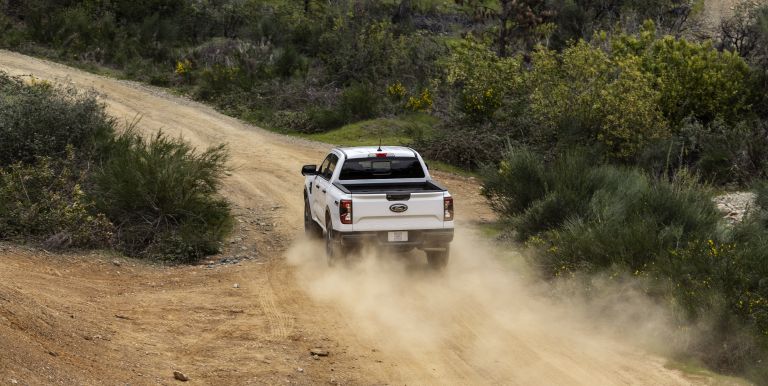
top-left (426, 249), bottom-right (449, 270)
top-left (325, 214), bottom-right (346, 266)
top-left (304, 197), bottom-right (321, 239)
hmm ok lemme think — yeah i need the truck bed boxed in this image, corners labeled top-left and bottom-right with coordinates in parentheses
top-left (334, 181), bottom-right (447, 195)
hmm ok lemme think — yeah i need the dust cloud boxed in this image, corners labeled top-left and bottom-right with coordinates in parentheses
top-left (286, 228), bottom-right (698, 385)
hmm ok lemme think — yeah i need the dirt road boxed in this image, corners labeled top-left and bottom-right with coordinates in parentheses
top-left (0, 51), bottom-right (723, 385)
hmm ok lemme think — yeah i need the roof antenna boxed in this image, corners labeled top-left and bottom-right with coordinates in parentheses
top-left (377, 137), bottom-right (382, 152)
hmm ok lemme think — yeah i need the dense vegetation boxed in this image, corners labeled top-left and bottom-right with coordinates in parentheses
top-left (0, 73), bottom-right (232, 261)
top-left (3, 0), bottom-right (764, 179)
top-left (483, 149), bottom-right (768, 380)
top-left (2, 0), bottom-right (768, 381)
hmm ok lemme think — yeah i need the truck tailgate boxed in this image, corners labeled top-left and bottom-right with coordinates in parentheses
top-left (352, 192), bottom-right (447, 231)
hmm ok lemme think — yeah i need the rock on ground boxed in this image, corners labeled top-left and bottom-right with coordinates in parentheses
top-left (310, 348), bottom-right (329, 357)
top-left (173, 371), bottom-right (189, 382)
top-left (713, 192), bottom-right (756, 224)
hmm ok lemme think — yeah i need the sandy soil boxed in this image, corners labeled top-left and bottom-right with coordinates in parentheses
top-left (0, 50), bottom-right (732, 385)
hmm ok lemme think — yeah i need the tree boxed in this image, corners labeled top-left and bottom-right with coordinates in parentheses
top-left (720, 0), bottom-right (762, 57)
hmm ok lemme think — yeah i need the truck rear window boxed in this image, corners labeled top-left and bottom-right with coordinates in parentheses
top-left (339, 157), bottom-right (425, 180)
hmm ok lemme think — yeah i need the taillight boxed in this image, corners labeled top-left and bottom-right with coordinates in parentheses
top-left (340, 199), bottom-right (353, 224)
top-left (444, 196), bottom-right (454, 221)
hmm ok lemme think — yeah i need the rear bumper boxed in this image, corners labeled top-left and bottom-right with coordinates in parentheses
top-left (336, 229), bottom-right (454, 250)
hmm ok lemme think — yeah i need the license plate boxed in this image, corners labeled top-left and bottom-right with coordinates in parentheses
top-left (388, 231), bottom-right (408, 242)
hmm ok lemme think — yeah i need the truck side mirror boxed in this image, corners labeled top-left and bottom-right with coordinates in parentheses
top-left (301, 165), bottom-right (318, 176)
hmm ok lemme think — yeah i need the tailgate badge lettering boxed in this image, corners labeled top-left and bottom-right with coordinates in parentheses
top-left (390, 204), bottom-right (408, 213)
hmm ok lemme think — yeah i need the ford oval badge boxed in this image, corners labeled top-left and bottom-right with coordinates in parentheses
top-left (390, 204), bottom-right (408, 213)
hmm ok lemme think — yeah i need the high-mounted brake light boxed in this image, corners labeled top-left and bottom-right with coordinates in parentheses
top-left (340, 199), bottom-right (353, 224)
top-left (376, 153), bottom-right (388, 158)
top-left (444, 196), bottom-right (454, 221)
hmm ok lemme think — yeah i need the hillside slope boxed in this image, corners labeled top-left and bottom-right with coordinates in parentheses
top-left (0, 50), bottom-right (734, 385)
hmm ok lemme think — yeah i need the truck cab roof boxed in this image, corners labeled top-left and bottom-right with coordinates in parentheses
top-left (334, 146), bottom-right (417, 159)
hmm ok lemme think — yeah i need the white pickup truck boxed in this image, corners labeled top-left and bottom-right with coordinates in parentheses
top-left (301, 146), bottom-right (454, 269)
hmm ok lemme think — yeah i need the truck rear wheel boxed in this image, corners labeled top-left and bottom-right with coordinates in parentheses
top-left (426, 249), bottom-right (449, 270)
top-left (325, 215), bottom-right (346, 267)
top-left (304, 197), bottom-right (321, 239)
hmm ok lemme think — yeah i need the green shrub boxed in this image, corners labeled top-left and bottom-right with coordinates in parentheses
top-left (548, 0), bottom-right (691, 49)
top-left (642, 35), bottom-right (752, 125)
top-left (753, 181), bottom-right (768, 221)
top-left (307, 108), bottom-right (346, 132)
top-left (732, 182), bottom-right (768, 350)
top-left (483, 149), bottom-right (646, 240)
top-left (0, 73), bottom-right (114, 166)
top-left (269, 110), bottom-right (314, 133)
top-left (528, 41), bottom-right (670, 160)
top-left (318, 18), bottom-right (438, 86)
top-left (0, 72), bottom-right (116, 249)
top-left (697, 120), bottom-right (768, 185)
top-left (339, 82), bottom-right (380, 122)
top-left (637, 119), bottom-right (768, 185)
top-left (274, 46), bottom-right (307, 78)
top-left (668, 215), bottom-right (768, 376)
top-left (0, 151), bottom-right (114, 248)
top-left (484, 146), bottom-right (768, 380)
top-left (0, 12), bottom-right (26, 48)
top-left (444, 38), bottom-right (524, 121)
top-left (548, 172), bottom-right (720, 271)
top-left (93, 131), bottom-right (233, 262)
top-left (195, 64), bottom-right (241, 101)
top-left (610, 22), bottom-right (752, 113)
top-left (674, 239), bottom-right (767, 372)
top-left (123, 58), bottom-right (173, 87)
top-left (0, 71), bottom-right (233, 261)
top-left (481, 148), bottom-right (548, 216)
top-left (415, 124), bottom-right (508, 170)
top-left (443, 24), bottom-right (754, 174)
top-left (485, 147), bottom-right (721, 267)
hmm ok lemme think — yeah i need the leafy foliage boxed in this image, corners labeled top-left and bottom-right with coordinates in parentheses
top-left (0, 152), bottom-right (114, 248)
top-left (1, 1), bottom-right (449, 137)
top-left (614, 23), bottom-right (753, 125)
top-left (453, 0), bottom-right (555, 55)
top-left (415, 123), bottom-right (508, 169)
top-left (440, 22), bottom-right (755, 170)
top-left (547, 0), bottom-right (697, 47)
top-left (93, 131), bottom-right (233, 262)
top-left (528, 41), bottom-right (669, 159)
top-left (0, 73), bottom-right (114, 166)
top-left (483, 146), bottom-right (768, 377)
top-left (0, 71), bottom-right (232, 261)
top-left (445, 38), bottom-right (523, 121)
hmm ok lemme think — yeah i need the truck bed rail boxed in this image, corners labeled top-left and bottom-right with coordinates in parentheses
top-left (336, 181), bottom-right (447, 195)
